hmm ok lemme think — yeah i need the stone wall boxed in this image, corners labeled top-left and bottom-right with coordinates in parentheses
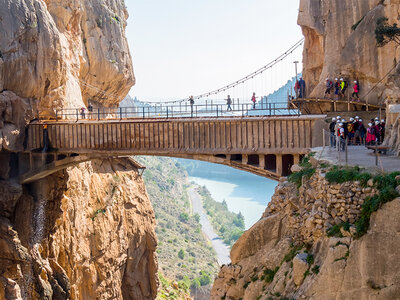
top-left (211, 165), bottom-right (400, 299)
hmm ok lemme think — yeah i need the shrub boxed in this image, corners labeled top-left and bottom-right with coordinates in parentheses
top-left (312, 265), bottom-right (320, 274)
top-left (325, 166), bottom-right (371, 185)
top-left (179, 212), bottom-right (189, 222)
top-left (178, 249), bottom-right (185, 260)
top-left (263, 266), bottom-right (279, 283)
top-left (282, 243), bottom-right (304, 263)
top-left (306, 254), bottom-right (314, 265)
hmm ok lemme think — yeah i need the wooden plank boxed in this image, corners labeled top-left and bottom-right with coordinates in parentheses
top-left (226, 122), bottom-right (232, 149)
top-left (287, 120), bottom-right (293, 148)
top-left (299, 120), bottom-right (305, 148)
top-left (237, 122), bottom-right (242, 150)
top-left (215, 122), bottom-right (221, 149)
top-left (306, 120), bottom-right (312, 148)
top-left (293, 120), bottom-right (299, 148)
top-left (276, 120), bottom-right (282, 148)
top-left (270, 121), bottom-right (276, 149)
top-left (199, 122), bottom-right (204, 149)
top-left (282, 120), bottom-right (288, 148)
top-left (220, 122), bottom-right (226, 149)
top-left (231, 121), bottom-right (237, 149)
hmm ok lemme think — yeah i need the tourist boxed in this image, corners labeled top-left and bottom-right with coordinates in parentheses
top-left (347, 117), bottom-right (355, 145)
top-left (380, 119), bottom-right (386, 143)
top-left (324, 78), bottom-right (333, 98)
top-left (251, 92), bottom-right (257, 109)
top-left (88, 102), bottom-right (93, 119)
top-left (338, 123), bottom-right (346, 151)
top-left (294, 79), bottom-right (300, 98)
top-left (374, 120), bottom-right (381, 144)
top-left (80, 107), bottom-right (86, 119)
top-left (366, 123), bottom-right (376, 146)
top-left (352, 81), bottom-right (360, 101)
top-left (226, 95), bottom-right (232, 111)
top-left (299, 77), bottom-right (306, 98)
top-left (189, 96), bottom-right (194, 116)
top-left (340, 78), bottom-right (348, 99)
top-left (354, 116), bottom-right (361, 145)
top-left (329, 117), bottom-right (337, 147)
top-left (359, 119), bottom-right (366, 145)
top-left (334, 116), bottom-right (341, 149)
top-left (334, 78), bottom-right (340, 100)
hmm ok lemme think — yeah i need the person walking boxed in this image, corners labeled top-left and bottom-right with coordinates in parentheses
top-left (324, 78), bottom-right (333, 98)
top-left (251, 92), bottom-right (257, 109)
top-left (189, 96), bottom-right (194, 117)
top-left (366, 123), bottom-right (376, 146)
top-left (338, 123), bottom-right (346, 151)
top-left (88, 102), bottom-right (93, 119)
top-left (329, 117), bottom-right (337, 147)
top-left (226, 95), bottom-right (232, 111)
top-left (352, 81), bottom-right (360, 101)
top-left (299, 77), bottom-right (306, 98)
top-left (380, 119), bottom-right (386, 143)
top-left (359, 119), bottom-right (366, 145)
top-left (340, 78), bottom-right (348, 99)
top-left (294, 80), bottom-right (300, 98)
top-left (374, 120), bottom-right (381, 144)
top-left (80, 107), bottom-right (86, 119)
top-left (334, 78), bottom-right (340, 100)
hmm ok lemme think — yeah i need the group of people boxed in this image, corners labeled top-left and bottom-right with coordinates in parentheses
top-left (324, 78), bottom-right (360, 100)
top-left (329, 116), bottom-right (386, 151)
top-left (294, 77), bottom-right (306, 98)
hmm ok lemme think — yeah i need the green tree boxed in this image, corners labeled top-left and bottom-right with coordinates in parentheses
top-left (178, 249), bottom-right (185, 260)
top-left (190, 278), bottom-right (201, 289)
top-left (375, 17), bottom-right (400, 47)
top-left (179, 212), bottom-right (189, 222)
top-left (199, 271), bottom-right (211, 286)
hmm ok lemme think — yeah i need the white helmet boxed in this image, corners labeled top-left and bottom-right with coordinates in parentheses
top-left (337, 116), bottom-right (341, 119)
top-left (342, 119), bottom-right (346, 122)
top-left (335, 78), bottom-right (338, 80)
top-left (332, 117), bottom-right (336, 121)
top-left (381, 119), bottom-right (385, 123)
top-left (340, 78), bottom-right (344, 81)
top-left (355, 116), bottom-right (359, 119)
top-left (375, 121), bottom-right (380, 125)
top-left (350, 117), bottom-right (354, 121)
top-left (339, 123), bottom-right (343, 127)
top-left (359, 119), bottom-right (363, 122)
top-left (354, 81), bottom-right (357, 83)
top-left (368, 123), bottom-right (372, 127)
top-left (375, 117), bottom-right (379, 120)
top-left (326, 78), bottom-right (329, 81)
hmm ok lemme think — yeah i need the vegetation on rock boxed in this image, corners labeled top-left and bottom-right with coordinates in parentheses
top-left (198, 186), bottom-right (245, 246)
top-left (375, 17), bottom-right (400, 46)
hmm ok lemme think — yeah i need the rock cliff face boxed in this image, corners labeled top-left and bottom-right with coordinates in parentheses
top-left (210, 168), bottom-right (400, 299)
top-left (298, 0), bottom-right (400, 104)
top-left (0, 1), bottom-right (159, 299)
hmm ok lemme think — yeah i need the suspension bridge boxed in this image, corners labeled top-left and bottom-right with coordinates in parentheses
top-left (18, 39), bottom-right (384, 183)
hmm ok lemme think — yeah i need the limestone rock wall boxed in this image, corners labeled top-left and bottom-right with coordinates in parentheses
top-left (210, 171), bottom-right (400, 299)
top-left (1, 158), bottom-right (158, 299)
top-left (298, 0), bottom-right (400, 104)
top-left (0, 0), bottom-right (134, 117)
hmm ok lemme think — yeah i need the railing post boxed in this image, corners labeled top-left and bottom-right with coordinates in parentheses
top-left (345, 137), bottom-right (348, 165)
top-left (216, 105), bottom-right (219, 117)
top-left (167, 106), bottom-right (169, 119)
top-left (76, 109), bottom-right (79, 121)
top-left (56, 109), bottom-right (58, 121)
top-left (196, 105), bottom-right (198, 117)
top-left (119, 107), bottom-right (122, 120)
top-left (242, 104), bottom-right (244, 117)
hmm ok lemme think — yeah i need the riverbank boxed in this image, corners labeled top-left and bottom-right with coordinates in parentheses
top-left (188, 187), bottom-right (230, 266)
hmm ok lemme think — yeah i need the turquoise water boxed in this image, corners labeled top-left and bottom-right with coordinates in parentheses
top-left (177, 159), bottom-right (277, 229)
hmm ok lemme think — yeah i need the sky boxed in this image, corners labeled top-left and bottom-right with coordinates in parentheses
top-left (125, 0), bottom-right (302, 102)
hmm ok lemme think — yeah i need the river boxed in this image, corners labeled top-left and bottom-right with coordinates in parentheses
top-left (178, 159), bottom-right (277, 230)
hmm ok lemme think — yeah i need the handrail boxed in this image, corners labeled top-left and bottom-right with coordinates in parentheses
top-left (53, 101), bottom-right (302, 122)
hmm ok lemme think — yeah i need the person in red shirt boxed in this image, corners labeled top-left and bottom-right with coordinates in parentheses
top-left (352, 81), bottom-right (360, 101)
top-left (251, 92), bottom-right (257, 109)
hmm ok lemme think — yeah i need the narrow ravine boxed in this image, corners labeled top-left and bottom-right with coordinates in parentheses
top-left (188, 187), bottom-right (230, 266)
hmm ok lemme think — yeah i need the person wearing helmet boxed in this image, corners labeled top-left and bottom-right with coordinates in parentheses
top-left (374, 120), bottom-right (381, 144)
top-left (352, 80), bottom-right (360, 101)
top-left (347, 117), bottom-right (355, 144)
top-left (338, 123), bottom-right (346, 151)
top-left (359, 119), bottom-right (366, 145)
top-left (339, 78), bottom-right (348, 99)
top-left (366, 122), bottom-right (376, 146)
top-left (380, 119), bottom-right (386, 143)
top-left (324, 78), bottom-right (333, 98)
top-left (334, 78), bottom-right (340, 100)
top-left (334, 116), bottom-right (341, 149)
top-left (354, 116), bottom-right (361, 145)
top-left (329, 117), bottom-right (337, 147)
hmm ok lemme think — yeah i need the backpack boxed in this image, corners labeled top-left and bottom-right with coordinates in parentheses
top-left (347, 123), bottom-right (353, 133)
top-left (344, 81), bottom-right (348, 89)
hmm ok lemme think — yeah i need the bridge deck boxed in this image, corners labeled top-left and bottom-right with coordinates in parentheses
top-left (27, 115), bottom-right (325, 155)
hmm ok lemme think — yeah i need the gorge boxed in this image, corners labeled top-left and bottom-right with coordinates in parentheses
top-left (0, 0), bottom-right (400, 300)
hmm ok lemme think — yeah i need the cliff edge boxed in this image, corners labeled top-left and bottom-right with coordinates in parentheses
top-left (0, 1), bottom-right (158, 299)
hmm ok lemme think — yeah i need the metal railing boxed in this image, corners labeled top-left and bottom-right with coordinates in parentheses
top-left (54, 101), bottom-right (302, 121)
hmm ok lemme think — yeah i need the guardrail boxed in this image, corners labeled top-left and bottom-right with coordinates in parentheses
top-left (54, 101), bottom-right (302, 121)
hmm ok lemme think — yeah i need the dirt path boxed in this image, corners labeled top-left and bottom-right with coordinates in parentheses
top-left (188, 187), bottom-right (231, 266)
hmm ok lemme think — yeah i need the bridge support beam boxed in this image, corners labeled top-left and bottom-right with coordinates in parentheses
top-left (276, 154), bottom-right (283, 177)
top-left (294, 154), bottom-right (300, 165)
top-left (259, 155), bottom-right (265, 169)
top-left (242, 154), bottom-right (248, 165)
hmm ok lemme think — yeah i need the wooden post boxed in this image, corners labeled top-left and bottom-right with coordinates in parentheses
top-left (259, 154), bottom-right (265, 169)
top-left (276, 154), bottom-right (283, 177)
top-left (293, 154), bottom-right (300, 165)
top-left (242, 154), bottom-right (248, 165)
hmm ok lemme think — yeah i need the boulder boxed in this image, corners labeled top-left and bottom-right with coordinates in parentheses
top-left (293, 253), bottom-right (309, 286)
